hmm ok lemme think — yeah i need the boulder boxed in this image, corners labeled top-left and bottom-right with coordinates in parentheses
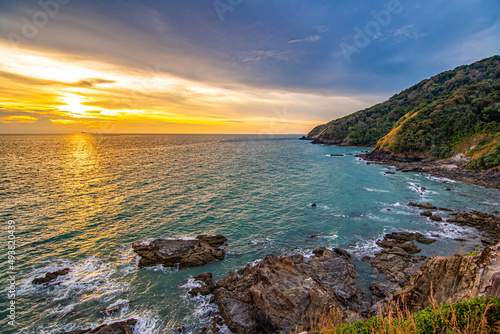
top-left (132, 235), bottom-right (227, 268)
top-left (429, 215), bottom-right (443, 221)
top-left (33, 268), bottom-right (70, 285)
top-left (420, 211), bottom-right (433, 217)
top-left (189, 272), bottom-right (216, 297)
top-left (408, 202), bottom-right (437, 210)
top-left (215, 248), bottom-right (367, 333)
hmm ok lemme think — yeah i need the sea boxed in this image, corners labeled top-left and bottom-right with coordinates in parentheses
top-left (0, 134), bottom-right (499, 333)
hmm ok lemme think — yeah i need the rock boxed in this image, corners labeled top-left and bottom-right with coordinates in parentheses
top-left (385, 232), bottom-right (423, 242)
top-left (386, 245), bottom-right (500, 313)
top-left (370, 280), bottom-right (399, 300)
top-left (408, 202), bottom-right (437, 210)
top-left (330, 154), bottom-right (345, 157)
top-left (366, 162), bottom-right (371, 165)
top-left (444, 188), bottom-right (452, 191)
top-left (309, 233), bottom-right (323, 238)
top-left (416, 236), bottom-right (437, 244)
top-left (371, 247), bottom-right (415, 287)
top-left (430, 215), bottom-right (442, 221)
top-left (482, 238), bottom-right (495, 246)
top-left (361, 256), bottom-right (371, 262)
top-left (189, 272), bottom-right (216, 296)
top-left (132, 235), bottom-right (227, 268)
top-left (449, 211), bottom-right (500, 241)
top-left (420, 187), bottom-right (426, 191)
top-left (33, 268), bottom-right (70, 285)
top-left (400, 241), bottom-right (421, 254)
top-left (333, 248), bottom-right (352, 258)
top-left (420, 211), bottom-right (432, 217)
top-left (385, 171), bottom-right (396, 175)
top-left (438, 207), bottom-right (453, 212)
top-left (311, 203), bottom-right (317, 207)
top-left (58, 319), bottom-right (137, 334)
top-left (215, 248), bottom-right (367, 333)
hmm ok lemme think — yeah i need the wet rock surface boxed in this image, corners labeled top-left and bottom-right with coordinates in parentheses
top-left (58, 319), bottom-right (137, 334)
top-left (447, 211), bottom-right (500, 241)
top-left (214, 248), bottom-right (367, 334)
top-left (189, 272), bottom-right (216, 297)
top-left (33, 268), bottom-right (70, 285)
top-left (132, 235), bottom-right (227, 268)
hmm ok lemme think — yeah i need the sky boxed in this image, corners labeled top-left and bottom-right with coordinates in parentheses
top-left (0, 0), bottom-right (499, 134)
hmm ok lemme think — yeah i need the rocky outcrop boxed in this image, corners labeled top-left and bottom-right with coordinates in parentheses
top-left (33, 268), bottom-right (70, 285)
top-left (58, 319), bottom-right (137, 334)
top-left (447, 211), bottom-right (500, 241)
top-left (189, 272), bottom-right (216, 297)
top-left (132, 235), bottom-right (227, 268)
top-left (214, 248), bottom-right (367, 334)
top-left (359, 150), bottom-right (500, 189)
top-left (387, 244), bottom-right (500, 313)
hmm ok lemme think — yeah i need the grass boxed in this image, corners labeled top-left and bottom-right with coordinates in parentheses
top-left (298, 297), bottom-right (500, 334)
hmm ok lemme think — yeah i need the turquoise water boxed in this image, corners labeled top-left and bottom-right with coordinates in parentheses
top-left (0, 134), bottom-right (499, 333)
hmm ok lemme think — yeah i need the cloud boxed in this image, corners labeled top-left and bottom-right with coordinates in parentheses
top-left (288, 35), bottom-right (322, 44)
top-left (314, 26), bottom-right (329, 33)
top-left (239, 50), bottom-right (291, 62)
top-left (76, 78), bottom-right (117, 88)
top-left (393, 24), bottom-right (426, 40)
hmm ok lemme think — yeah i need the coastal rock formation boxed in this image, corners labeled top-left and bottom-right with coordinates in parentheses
top-left (370, 232), bottom-right (435, 306)
top-left (189, 272), bottom-right (216, 297)
top-left (447, 211), bottom-right (500, 241)
top-left (387, 244), bottom-right (500, 313)
top-left (132, 235), bottom-right (227, 268)
top-left (214, 248), bottom-right (367, 333)
top-left (58, 319), bottom-right (137, 334)
top-left (33, 268), bottom-right (70, 285)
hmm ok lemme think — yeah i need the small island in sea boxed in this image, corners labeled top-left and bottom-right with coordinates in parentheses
top-left (0, 1), bottom-right (499, 333)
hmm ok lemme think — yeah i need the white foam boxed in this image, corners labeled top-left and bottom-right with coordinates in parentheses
top-left (349, 238), bottom-right (383, 259)
top-left (363, 188), bottom-right (390, 193)
top-left (248, 238), bottom-right (273, 246)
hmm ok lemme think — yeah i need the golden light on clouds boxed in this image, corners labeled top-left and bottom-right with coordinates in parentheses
top-left (0, 41), bottom-right (372, 134)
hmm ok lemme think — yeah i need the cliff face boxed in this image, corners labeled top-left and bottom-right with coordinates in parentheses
top-left (308, 55), bottom-right (500, 168)
top-left (386, 244), bottom-right (500, 313)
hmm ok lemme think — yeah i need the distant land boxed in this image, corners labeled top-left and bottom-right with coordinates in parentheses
top-left (306, 55), bottom-right (500, 171)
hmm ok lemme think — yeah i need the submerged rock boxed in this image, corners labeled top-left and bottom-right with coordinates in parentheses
top-left (132, 235), bottom-right (227, 268)
top-left (215, 248), bottom-right (367, 333)
top-left (58, 319), bottom-right (137, 334)
top-left (33, 268), bottom-right (70, 285)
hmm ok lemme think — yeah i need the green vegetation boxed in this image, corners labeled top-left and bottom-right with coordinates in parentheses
top-left (308, 55), bottom-right (500, 169)
top-left (304, 297), bottom-right (500, 334)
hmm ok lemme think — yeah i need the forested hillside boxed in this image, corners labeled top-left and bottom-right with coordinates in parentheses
top-left (308, 55), bottom-right (500, 169)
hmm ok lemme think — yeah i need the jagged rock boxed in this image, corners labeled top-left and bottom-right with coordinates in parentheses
top-left (416, 236), bottom-right (437, 244)
top-left (132, 235), bottom-right (227, 268)
top-left (371, 247), bottom-right (417, 287)
top-left (408, 202), bottom-right (437, 210)
top-left (385, 232), bottom-right (423, 242)
top-left (370, 280), bottom-right (400, 304)
top-left (448, 211), bottom-right (500, 241)
top-left (386, 245), bottom-right (500, 313)
top-left (58, 319), bottom-right (137, 334)
top-left (33, 268), bottom-right (70, 285)
top-left (215, 248), bottom-right (367, 333)
top-left (333, 248), bottom-right (351, 258)
top-left (189, 272), bottom-right (215, 296)
top-left (438, 207), bottom-right (453, 212)
top-left (420, 211), bottom-right (433, 217)
top-left (482, 238), bottom-right (495, 246)
top-left (430, 215), bottom-right (443, 221)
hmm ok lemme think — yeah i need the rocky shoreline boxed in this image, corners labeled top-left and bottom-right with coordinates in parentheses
top-left (359, 149), bottom-right (500, 189)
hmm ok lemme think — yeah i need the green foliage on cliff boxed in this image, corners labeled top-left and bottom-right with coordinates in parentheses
top-left (308, 56), bottom-right (500, 151)
top-left (325, 297), bottom-right (500, 334)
